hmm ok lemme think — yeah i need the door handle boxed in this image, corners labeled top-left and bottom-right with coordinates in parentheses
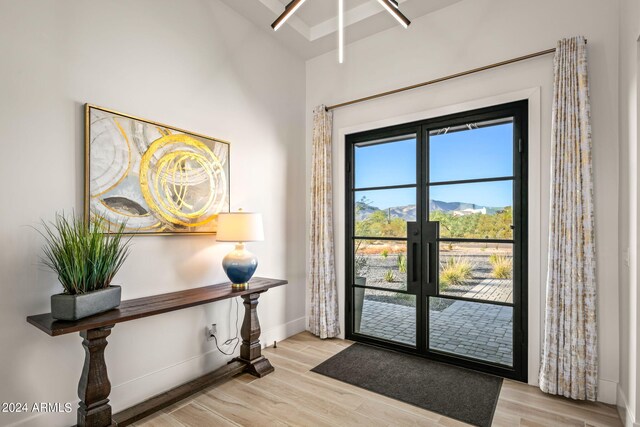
top-left (406, 222), bottom-right (420, 293)
top-left (424, 221), bottom-right (439, 295)
top-left (425, 242), bottom-right (430, 283)
top-left (411, 242), bottom-right (419, 283)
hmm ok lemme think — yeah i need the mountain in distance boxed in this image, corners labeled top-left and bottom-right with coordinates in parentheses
top-left (356, 200), bottom-right (504, 221)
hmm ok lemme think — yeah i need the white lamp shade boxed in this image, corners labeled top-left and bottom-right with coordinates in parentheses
top-left (216, 212), bottom-right (264, 242)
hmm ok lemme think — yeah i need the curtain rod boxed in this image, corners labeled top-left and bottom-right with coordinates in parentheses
top-left (325, 47), bottom-right (558, 111)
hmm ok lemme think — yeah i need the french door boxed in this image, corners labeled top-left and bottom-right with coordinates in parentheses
top-left (345, 101), bottom-right (527, 381)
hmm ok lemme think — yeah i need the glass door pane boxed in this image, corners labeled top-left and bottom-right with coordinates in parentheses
top-left (429, 118), bottom-right (513, 182)
top-left (351, 133), bottom-right (418, 347)
top-left (355, 289), bottom-right (416, 346)
top-left (438, 242), bottom-right (513, 303)
top-left (429, 181), bottom-right (513, 239)
top-left (355, 239), bottom-right (409, 291)
top-left (426, 116), bottom-right (517, 367)
top-left (429, 297), bottom-right (513, 366)
top-left (355, 188), bottom-right (416, 238)
top-left (356, 137), bottom-right (416, 188)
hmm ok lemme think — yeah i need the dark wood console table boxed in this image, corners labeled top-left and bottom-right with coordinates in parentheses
top-left (27, 277), bottom-right (287, 427)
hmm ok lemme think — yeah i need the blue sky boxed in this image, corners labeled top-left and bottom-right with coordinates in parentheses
top-left (355, 123), bottom-right (514, 209)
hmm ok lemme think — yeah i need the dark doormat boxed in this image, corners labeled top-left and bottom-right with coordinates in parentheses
top-left (311, 343), bottom-right (503, 427)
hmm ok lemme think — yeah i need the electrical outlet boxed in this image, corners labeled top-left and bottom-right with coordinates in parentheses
top-left (207, 324), bottom-right (217, 341)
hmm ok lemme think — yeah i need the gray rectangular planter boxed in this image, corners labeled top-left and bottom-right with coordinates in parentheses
top-left (354, 277), bottom-right (366, 332)
top-left (51, 285), bottom-right (121, 321)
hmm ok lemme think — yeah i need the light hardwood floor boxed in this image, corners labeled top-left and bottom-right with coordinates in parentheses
top-left (134, 332), bottom-right (622, 427)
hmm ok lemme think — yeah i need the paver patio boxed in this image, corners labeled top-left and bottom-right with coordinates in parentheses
top-left (460, 278), bottom-right (513, 303)
top-left (357, 297), bottom-right (513, 366)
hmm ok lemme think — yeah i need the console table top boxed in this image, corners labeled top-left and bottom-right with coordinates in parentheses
top-left (26, 277), bottom-right (287, 336)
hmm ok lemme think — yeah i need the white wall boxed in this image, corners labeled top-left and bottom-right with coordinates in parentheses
top-left (306, 0), bottom-right (620, 404)
top-left (0, 1), bottom-right (306, 426)
top-left (618, 0), bottom-right (640, 425)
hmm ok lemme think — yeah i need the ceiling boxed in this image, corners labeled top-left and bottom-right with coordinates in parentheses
top-left (219, 0), bottom-right (464, 60)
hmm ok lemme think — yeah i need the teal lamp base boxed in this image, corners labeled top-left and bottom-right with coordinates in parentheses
top-left (222, 243), bottom-right (258, 290)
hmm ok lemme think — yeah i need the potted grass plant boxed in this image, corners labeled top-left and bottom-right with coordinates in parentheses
top-left (39, 213), bottom-right (131, 321)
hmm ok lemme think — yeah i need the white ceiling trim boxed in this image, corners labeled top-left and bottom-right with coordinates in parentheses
top-left (259, 0), bottom-right (410, 42)
top-left (221, 0), bottom-right (463, 59)
top-left (309, 0), bottom-right (409, 41)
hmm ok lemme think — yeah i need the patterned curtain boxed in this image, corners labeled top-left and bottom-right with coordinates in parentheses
top-left (539, 36), bottom-right (597, 401)
top-left (308, 105), bottom-right (340, 339)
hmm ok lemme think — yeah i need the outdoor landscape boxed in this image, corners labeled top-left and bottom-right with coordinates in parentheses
top-left (354, 196), bottom-right (514, 307)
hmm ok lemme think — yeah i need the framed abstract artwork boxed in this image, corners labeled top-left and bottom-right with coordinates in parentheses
top-left (85, 104), bottom-right (230, 235)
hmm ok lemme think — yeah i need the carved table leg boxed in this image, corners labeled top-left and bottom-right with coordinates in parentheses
top-left (77, 326), bottom-right (114, 427)
top-left (234, 292), bottom-right (274, 378)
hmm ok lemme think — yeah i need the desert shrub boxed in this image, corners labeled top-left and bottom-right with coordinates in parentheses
top-left (439, 257), bottom-right (474, 288)
top-left (491, 256), bottom-right (512, 279)
top-left (381, 249), bottom-right (389, 259)
top-left (384, 270), bottom-right (396, 282)
top-left (397, 254), bottom-right (407, 273)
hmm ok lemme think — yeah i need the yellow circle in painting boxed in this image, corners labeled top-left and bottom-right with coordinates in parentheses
top-left (153, 151), bottom-right (216, 218)
top-left (139, 134), bottom-right (226, 228)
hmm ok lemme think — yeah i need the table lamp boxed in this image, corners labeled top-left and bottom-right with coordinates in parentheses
top-left (216, 210), bottom-right (264, 290)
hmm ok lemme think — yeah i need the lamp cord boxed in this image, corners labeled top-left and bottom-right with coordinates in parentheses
top-left (212, 297), bottom-right (240, 356)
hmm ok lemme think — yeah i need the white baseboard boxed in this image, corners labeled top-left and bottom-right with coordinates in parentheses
top-left (617, 385), bottom-right (639, 427)
top-left (528, 374), bottom-right (617, 405)
top-left (525, 378), bottom-right (618, 406)
top-left (261, 316), bottom-right (307, 348)
top-left (599, 379), bottom-right (619, 405)
top-left (8, 316), bottom-right (307, 427)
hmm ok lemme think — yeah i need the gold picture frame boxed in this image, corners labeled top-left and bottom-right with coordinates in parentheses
top-left (84, 104), bottom-right (230, 235)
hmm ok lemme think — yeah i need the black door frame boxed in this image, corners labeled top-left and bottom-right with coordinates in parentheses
top-left (345, 100), bottom-right (528, 382)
